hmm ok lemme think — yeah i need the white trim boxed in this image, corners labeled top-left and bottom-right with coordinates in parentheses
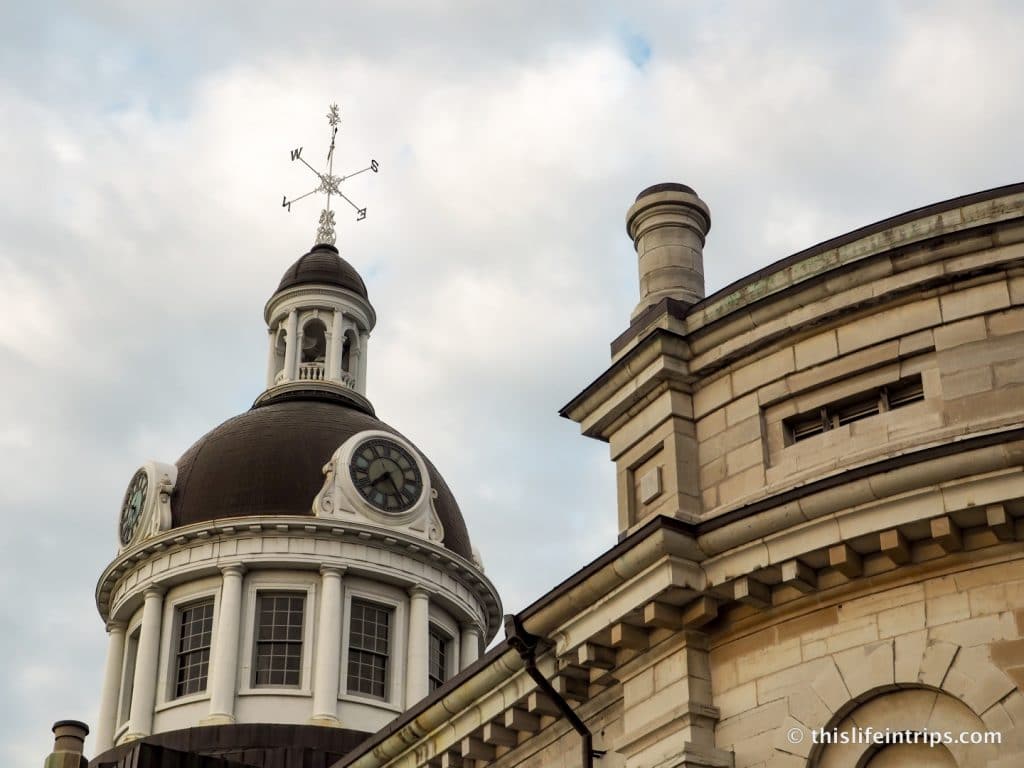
top-left (238, 573), bottom-right (317, 697)
top-left (265, 285), bottom-right (375, 332)
top-left (97, 517), bottom-right (501, 640)
top-left (341, 579), bottom-right (407, 706)
top-left (155, 583), bottom-right (220, 711)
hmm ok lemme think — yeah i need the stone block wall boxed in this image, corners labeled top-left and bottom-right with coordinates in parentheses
top-left (709, 554), bottom-right (1024, 767)
top-left (692, 260), bottom-right (1024, 518)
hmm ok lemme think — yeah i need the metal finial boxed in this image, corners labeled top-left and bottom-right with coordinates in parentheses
top-left (316, 209), bottom-right (337, 246)
top-left (282, 103), bottom-right (379, 247)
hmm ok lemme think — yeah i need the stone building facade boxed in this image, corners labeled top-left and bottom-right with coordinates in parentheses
top-left (325, 183), bottom-right (1024, 768)
top-left (41, 182), bottom-right (1024, 768)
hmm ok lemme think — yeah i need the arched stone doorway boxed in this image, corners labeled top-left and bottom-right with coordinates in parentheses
top-left (812, 687), bottom-right (997, 767)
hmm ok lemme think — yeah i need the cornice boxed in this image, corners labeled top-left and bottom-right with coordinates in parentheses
top-left (95, 516), bottom-right (501, 637)
top-left (264, 284), bottom-right (376, 328)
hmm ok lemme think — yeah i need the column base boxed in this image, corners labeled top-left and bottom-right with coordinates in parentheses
top-left (310, 715), bottom-right (342, 728)
top-left (200, 713), bottom-right (236, 726)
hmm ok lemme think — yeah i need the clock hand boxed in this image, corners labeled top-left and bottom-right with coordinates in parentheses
top-left (389, 469), bottom-right (405, 492)
top-left (370, 464), bottom-right (399, 494)
top-left (368, 463), bottom-right (388, 484)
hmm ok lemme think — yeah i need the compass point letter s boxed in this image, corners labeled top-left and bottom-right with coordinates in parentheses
top-left (282, 196), bottom-right (292, 212)
top-left (357, 208), bottom-right (367, 221)
top-left (371, 159), bottom-right (379, 172)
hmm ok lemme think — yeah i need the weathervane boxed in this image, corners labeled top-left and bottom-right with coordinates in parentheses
top-left (282, 103), bottom-right (379, 247)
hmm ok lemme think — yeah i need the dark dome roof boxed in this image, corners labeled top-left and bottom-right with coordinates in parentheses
top-left (277, 244), bottom-right (368, 299)
top-left (171, 393), bottom-right (471, 558)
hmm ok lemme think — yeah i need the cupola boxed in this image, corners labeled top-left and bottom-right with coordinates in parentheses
top-left (262, 243), bottom-right (376, 405)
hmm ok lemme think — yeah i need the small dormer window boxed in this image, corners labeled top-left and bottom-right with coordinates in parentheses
top-left (785, 374), bottom-right (924, 444)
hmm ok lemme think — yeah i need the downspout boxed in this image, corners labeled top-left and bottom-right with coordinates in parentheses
top-left (504, 615), bottom-right (595, 768)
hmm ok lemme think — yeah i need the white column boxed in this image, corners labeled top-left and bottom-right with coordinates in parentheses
top-left (205, 565), bottom-right (244, 724)
top-left (312, 566), bottom-right (345, 723)
top-left (328, 310), bottom-right (344, 381)
top-left (405, 586), bottom-right (430, 705)
top-left (265, 327), bottom-right (278, 388)
top-left (459, 623), bottom-right (481, 670)
top-left (125, 586), bottom-right (164, 740)
top-left (94, 621), bottom-right (127, 753)
top-left (356, 331), bottom-right (369, 393)
top-left (284, 310), bottom-right (298, 381)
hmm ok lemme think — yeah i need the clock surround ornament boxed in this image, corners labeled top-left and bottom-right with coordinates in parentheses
top-left (313, 430), bottom-right (445, 544)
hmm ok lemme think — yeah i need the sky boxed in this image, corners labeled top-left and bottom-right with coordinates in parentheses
top-left (2, 1), bottom-right (1023, 765)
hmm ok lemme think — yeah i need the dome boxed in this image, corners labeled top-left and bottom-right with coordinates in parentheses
top-left (170, 392), bottom-right (472, 558)
top-left (277, 243), bottom-right (368, 299)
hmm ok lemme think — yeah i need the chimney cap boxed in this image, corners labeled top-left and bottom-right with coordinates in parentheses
top-left (635, 182), bottom-right (695, 201)
top-left (52, 720), bottom-right (89, 735)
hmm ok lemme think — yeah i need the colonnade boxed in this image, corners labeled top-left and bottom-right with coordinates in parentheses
top-left (93, 568), bottom-right (483, 753)
top-left (265, 309), bottom-right (369, 391)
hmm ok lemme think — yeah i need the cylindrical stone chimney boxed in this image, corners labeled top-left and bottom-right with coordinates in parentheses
top-left (626, 183), bottom-right (711, 319)
top-left (44, 721), bottom-right (89, 768)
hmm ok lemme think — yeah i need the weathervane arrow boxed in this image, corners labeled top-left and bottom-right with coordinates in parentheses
top-left (281, 103), bottom-right (379, 247)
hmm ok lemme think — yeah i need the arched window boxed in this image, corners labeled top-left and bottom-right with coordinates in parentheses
top-left (273, 326), bottom-right (287, 381)
top-left (301, 319), bottom-right (327, 364)
top-left (341, 329), bottom-right (357, 373)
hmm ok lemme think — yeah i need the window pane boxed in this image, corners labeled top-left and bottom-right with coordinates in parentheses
top-left (834, 395), bottom-right (880, 426)
top-left (428, 626), bottom-right (449, 693)
top-left (174, 599), bottom-right (215, 698)
top-left (347, 600), bottom-right (391, 698)
top-left (253, 593), bottom-right (304, 687)
top-left (119, 629), bottom-right (140, 723)
top-left (888, 376), bottom-right (925, 408)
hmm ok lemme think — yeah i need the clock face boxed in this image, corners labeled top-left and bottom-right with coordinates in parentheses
top-left (349, 438), bottom-right (423, 513)
top-left (119, 469), bottom-right (149, 545)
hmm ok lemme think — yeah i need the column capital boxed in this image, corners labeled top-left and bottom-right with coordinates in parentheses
top-left (220, 563), bottom-right (246, 577)
top-left (105, 620), bottom-right (127, 634)
top-left (408, 585), bottom-right (430, 599)
top-left (320, 564), bottom-right (347, 578)
top-left (142, 584), bottom-right (166, 599)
